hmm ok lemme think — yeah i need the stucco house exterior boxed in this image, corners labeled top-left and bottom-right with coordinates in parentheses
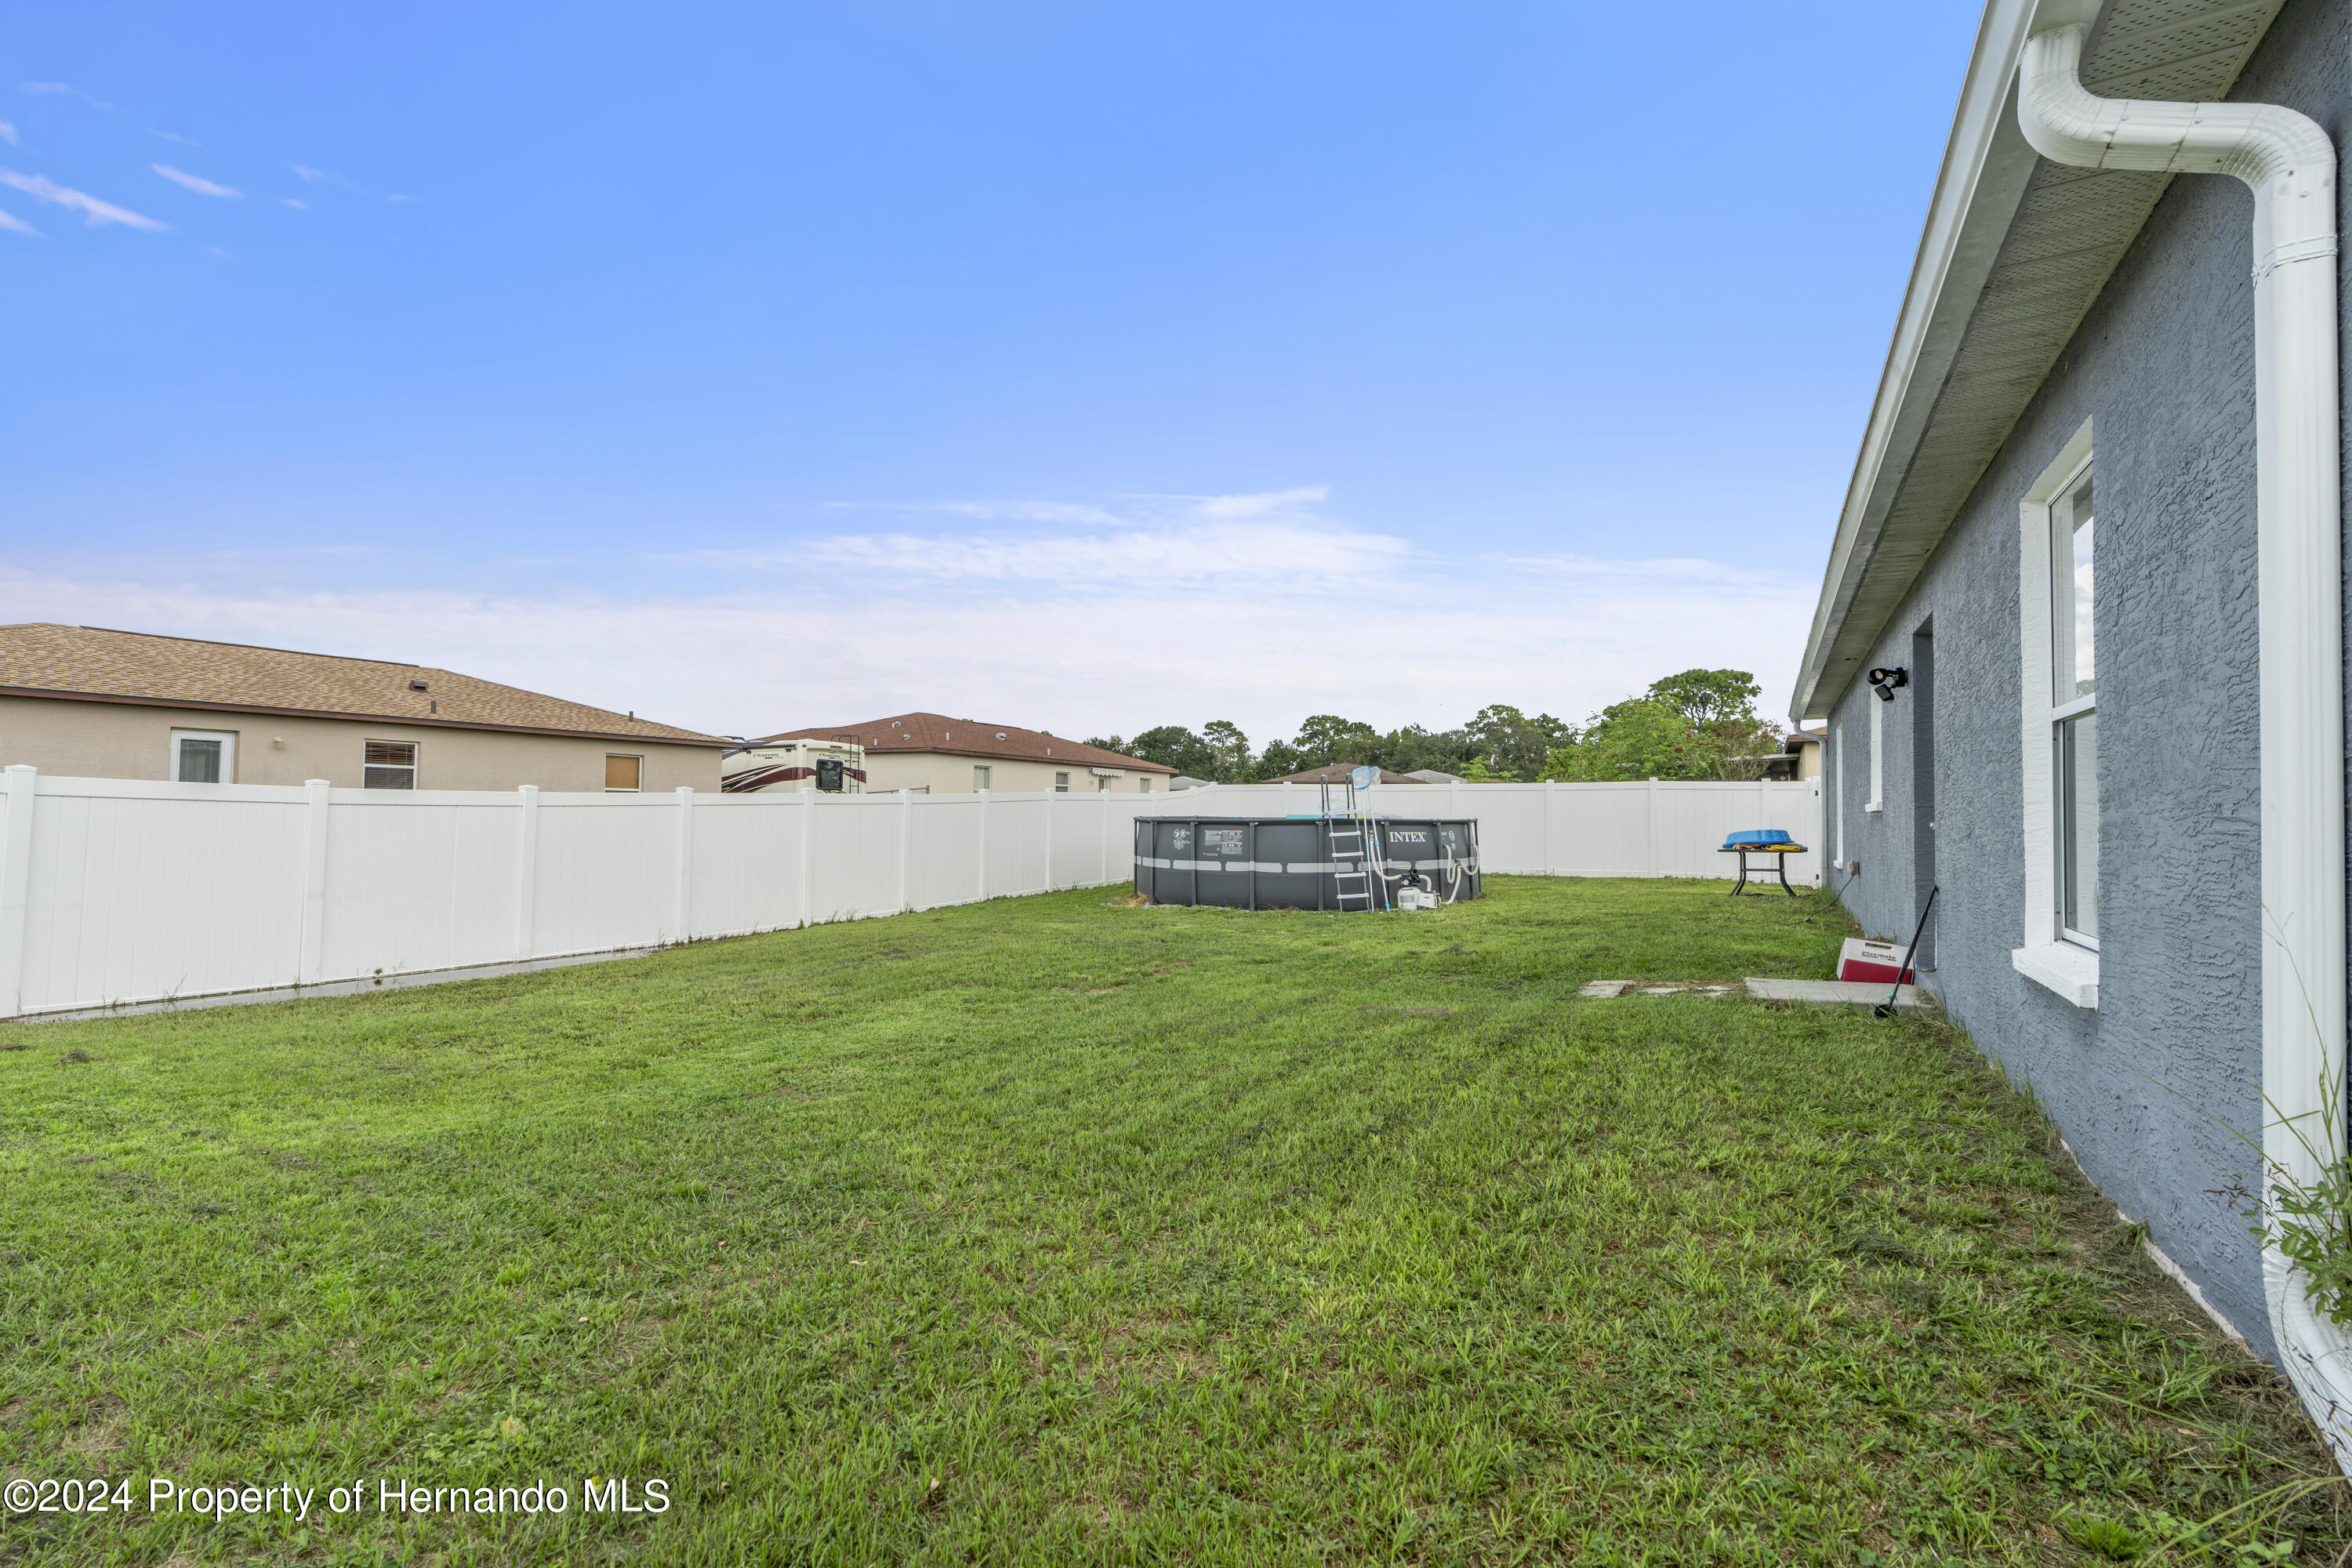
top-left (753, 713), bottom-right (1174, 795)
top-left (1795, 0), bottom-right (2352, 1460)
top-left (0, 624), bottom-right (725, 792)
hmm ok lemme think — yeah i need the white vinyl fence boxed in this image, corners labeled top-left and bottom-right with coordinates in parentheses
top-left (0, 768), bottom-right (1819, 1020)
top-left (1174, 779), bottom-right (1822, 885)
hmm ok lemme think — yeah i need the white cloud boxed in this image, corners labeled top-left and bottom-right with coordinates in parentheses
top-left (0, 121), bottom-right (16, 146)
top-left (0, 205), bottom-right (40, 236)
top-left (281, 197), bottom-right (307, 209)
top-left (17, 82), bottom-right (107, 111)
top-left (1185, 485), bottom-right (1330, 520)
top-left (152, 163), bottom-right (241, 198)
top-left (923, 499), bottom-right (1124, 525)
top-left (0, 169), bottom-right (165, 229)
top-left (781, 520), bottom-right (1406, 586)
top-left (292, 164), bottom-right (323, 181)
top-left (1504, 551), bottom-right (1797, 586)
top-left (0, 524), bottom-right (1809, 741)
top-left (155, 130), bottom-right (201, 147)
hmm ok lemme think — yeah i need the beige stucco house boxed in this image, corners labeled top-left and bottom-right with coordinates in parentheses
top-left (0, 624), bottom-right (725, 792)
top-left (754, 712), bottom-right (1174, 795)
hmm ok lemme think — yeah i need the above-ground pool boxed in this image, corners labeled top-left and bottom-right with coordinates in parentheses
top-left (1132, 815), bottom-right (1482, 911)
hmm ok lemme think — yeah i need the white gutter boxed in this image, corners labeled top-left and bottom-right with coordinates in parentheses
top-left (2018, 22), bottom-right (2352, 1466)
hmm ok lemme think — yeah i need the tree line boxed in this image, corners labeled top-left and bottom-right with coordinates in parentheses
top-left (1087, 669), bottom-right (1789, 784)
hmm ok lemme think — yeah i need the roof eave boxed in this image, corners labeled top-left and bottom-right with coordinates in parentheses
top-left (0, 685), bottom-right (730, 749)
top-left (1794, 0), bottom-right (2073, 724)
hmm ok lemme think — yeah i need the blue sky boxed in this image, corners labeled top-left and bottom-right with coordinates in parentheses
top-left (3, 1), bottom-right (1980, 742)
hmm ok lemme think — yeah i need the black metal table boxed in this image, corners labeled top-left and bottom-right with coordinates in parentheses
top-left (1720, 843), bottom-right (1807, 897)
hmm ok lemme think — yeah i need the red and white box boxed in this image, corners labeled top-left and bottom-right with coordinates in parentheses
top-left (1838, 937), bottom-right (1915, 985)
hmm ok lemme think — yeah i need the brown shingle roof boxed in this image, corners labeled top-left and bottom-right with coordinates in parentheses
top-left (754, 712), bottom-right (1174, 773)
top-left (0, 624), bottom-right (726, 746)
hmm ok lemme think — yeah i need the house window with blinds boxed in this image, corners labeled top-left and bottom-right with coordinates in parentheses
top-left (605, 754), bottom-right (643, 793)
top-left (363, 740), bottom-right (417, 789)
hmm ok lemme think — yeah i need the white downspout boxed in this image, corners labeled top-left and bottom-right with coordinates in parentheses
top-left (2019, 24), bottom-right (2352, 1466)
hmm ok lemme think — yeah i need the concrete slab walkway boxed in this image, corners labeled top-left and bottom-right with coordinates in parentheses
top-left (1743, 977), bottom-right (1933, 1015)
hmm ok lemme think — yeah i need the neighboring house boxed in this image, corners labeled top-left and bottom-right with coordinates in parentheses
top-left (1261, 766), bottom-right (1425, 786)
top-left (1405, 768), bottom-right (1467, 785)
top-left (1761, 731), bottom-right (1824, 783)
top-left (753, 713), bottom-right (1174, 794)
top-left (1167, 775), bottom-right (1213, 791)
top-left (1792, 0), bottom-right (2352, 1442)
top-left (0, 623), bottom-right (724, 791)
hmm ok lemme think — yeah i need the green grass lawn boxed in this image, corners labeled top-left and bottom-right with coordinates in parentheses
top-left (2, 877), bottom-right (2343, 1565)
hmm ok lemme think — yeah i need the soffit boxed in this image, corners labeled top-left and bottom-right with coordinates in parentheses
top-left (1793, 0), bottom-right (2284, 720)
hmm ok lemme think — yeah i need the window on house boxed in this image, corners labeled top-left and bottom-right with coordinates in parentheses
top-left (2012, 420), bottom-right (2100, 1004)
top-left (973, 765), bottom-right (991, 791)
top-left (604, 754), bottom-right (642, 793)
top-left (1866, 695), bottom-right (1883, 811)
top-left (1137, 776), bottom-right (1152, 792)
top-left (1098, 775), bottom-right (1112, 792)
top-left (1054, 771), bottom-right (1069, 792)
top-left (364, 739), bottom-right (417, 789)
top-left (2052, 463), bottom-right (2097, 942)
top-left (171, 728), bottom-right (236, 783)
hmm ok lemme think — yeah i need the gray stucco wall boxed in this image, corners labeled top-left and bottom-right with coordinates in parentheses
top-left (1812, 0), bottom-right (2350, 1359)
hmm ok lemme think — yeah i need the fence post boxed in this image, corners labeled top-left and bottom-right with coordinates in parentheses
top-left (1099, 791), bottom-right (1110, 887)
top-left (1646, 777), bottom-right (1661, 878)
top-left (674, 786), bottom-right (695, 941)
top-left (976, 789), bottom-right (990, 902)
top-left (797, 788), bottom-right (816, 928)
top-left (0, 766), bottom-right (38, 1018)
top-left (899, 789), bottom-right (915, 913)
top-left (514, 785), bottom-right (539, 960)
top-left (298, 779), bottom-right (332, 984)
top-left (1544, 781), bottom-right (1559, 876)
top-left (1043, 789), bottom-right (1054, 892)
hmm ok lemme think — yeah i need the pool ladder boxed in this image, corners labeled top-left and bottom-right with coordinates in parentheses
top-left (1319, 777), bottom-right (1382, 912)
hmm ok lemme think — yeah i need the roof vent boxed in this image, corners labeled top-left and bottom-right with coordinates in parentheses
top-left (408, 679), bottom-right (430, 692)
top-left (995, 731), bottom-right (1007, 740)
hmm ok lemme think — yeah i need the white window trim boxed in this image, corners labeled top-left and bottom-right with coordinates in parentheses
top-left (2013, 417), bottom-right (2098, 1007)
top-left (1864, 698), bottom-right (1883, 812)
top-left (604, 753), bottom-right (644, 793)
top-left (168, 728), bottom-right (238, 784)
top-left (363, 738), bottom-right (421, 790)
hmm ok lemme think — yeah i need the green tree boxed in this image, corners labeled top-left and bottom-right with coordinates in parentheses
top-left (1465, 704), bottom-right (1578, 780)
top-left (1372, 724), bottom-right (1479, 777)
top-left (1290, 714), bottom-right (1380, 770)
top-left (1201, 720), bottom-right (1254, 782)
top-left (1251, 739), bottom-right (1306, 780)
top-left (1542, 699), bottom-right (1720, 781)
top-left (1644, 667), bottom-right (1782, 778)
top-left (1645, 668), bottom-right (1764, 728)
top-left (1123, 725), bottom-right (1214, 779)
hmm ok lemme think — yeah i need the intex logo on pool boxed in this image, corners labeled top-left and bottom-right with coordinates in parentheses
top-left (1385, 830), bottom-right (1430, 846)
